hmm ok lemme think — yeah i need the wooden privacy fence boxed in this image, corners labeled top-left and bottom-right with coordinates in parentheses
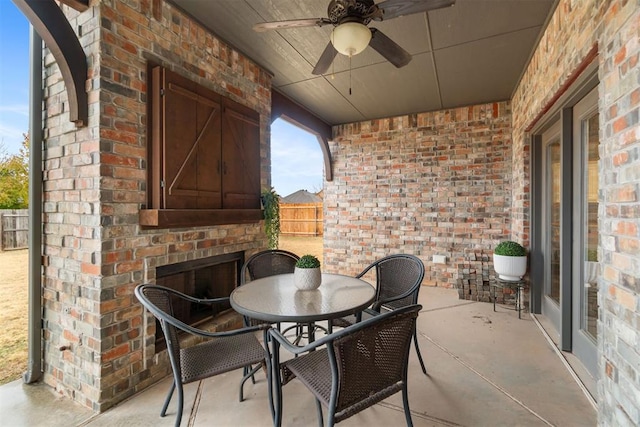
top-left (280, 203), bottom-right (323, 236)
top-left (0, 209), bottom-right (29, 250)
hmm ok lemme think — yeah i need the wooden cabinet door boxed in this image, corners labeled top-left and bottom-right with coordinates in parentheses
top-left (221, 98), bottom-right (261, 209)
top-left (147, 66), bottom-right (262, 223)
top-left (158, 67), bottom-right (222, 209)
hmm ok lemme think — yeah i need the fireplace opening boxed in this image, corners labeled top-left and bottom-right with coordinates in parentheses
top-left (154, 251), bottom-right (244, 348)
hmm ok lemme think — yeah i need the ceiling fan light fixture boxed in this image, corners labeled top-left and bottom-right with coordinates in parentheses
top-left (330, 22), bottom-right (371, 57)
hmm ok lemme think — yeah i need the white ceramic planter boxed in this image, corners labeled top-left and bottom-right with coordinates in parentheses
top-left (493, 254), bottom-right (527, 281)
top-left (294, 267), bottom-right (322, 290)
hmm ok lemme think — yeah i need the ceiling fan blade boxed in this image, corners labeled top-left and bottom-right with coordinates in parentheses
top-left (377, 0), bottom-right (455, 20)
top-left (253, 18), bottom-right (332, 32)
top-left (312, 42), bottom-right (338, 75)
top-left (369, 28), bottom-right (411, 68)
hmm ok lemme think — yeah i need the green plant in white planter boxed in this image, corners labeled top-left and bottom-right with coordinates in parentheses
top-left (294, 254), bottom-right (321, 290)
top-left (493, 241), bottom-right (527, 281)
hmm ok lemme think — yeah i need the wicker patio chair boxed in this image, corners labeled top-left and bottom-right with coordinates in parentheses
top-left (135, 284), bottom-right (271, 427)
top-left (240, 250), bottom-right (300, 378)
top-left (240, 249), bottom-right (300, 286)
top-left (240, 248), bottom-right (309, 333)
top-left (269, 304), bottom-right (422, 427)
top-left (332, 254), bottom-right (427, 374)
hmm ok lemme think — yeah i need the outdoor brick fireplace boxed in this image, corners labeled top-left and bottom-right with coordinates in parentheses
top-left (40, 0), bottom-right (272, 413)
top-left (153, 252), bottom-right (244, 347)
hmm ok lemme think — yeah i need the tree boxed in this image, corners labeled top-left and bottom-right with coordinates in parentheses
top-left (0, 133), bottom-right (29, 209)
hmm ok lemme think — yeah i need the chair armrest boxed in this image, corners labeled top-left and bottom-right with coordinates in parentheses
top-left (178, 317), bottom-right (269, 338)
top-left (269, 328), bottom-right (333, 355)
top-left (135, 284), bottom-right (265, 339)
top-left (183, 295), bottom-right (231, 306)
top-left (153, 285), bottom-right (231, 306)
top-left (150, 303), bottom-right (269, 339)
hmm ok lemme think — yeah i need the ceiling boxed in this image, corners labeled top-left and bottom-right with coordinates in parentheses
top-left (171, 0), bottom-right (556, 126)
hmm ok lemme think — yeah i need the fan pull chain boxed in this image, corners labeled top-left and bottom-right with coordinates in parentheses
top-left (349, 55), bottom-right (352, 95)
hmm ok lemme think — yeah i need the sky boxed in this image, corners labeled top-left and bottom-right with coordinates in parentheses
top-left (270, 119), bottom-right (324, 197)
top-left (0, 1), bottom-right (30, 156)
top-left (0, 2), bottom-right (322, 197)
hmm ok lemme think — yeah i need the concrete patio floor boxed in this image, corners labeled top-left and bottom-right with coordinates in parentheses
top-left (1, 287), bottom-right (597, 426)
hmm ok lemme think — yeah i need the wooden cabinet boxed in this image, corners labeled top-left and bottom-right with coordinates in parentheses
top-left (140, 66), bottom-right (262, 227)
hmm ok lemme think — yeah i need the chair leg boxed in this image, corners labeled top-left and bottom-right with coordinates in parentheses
top-left (413, 331), bottom-right (427, 375)
top-left (402, 382), bottom-right (414, 427)
top-left (263, 329), bottom-right (275, 423)
top-left (268, 335), bottom-right (284, 427)
top-left (175, 383), bottom-right (184, 427)
top-left (239, 364), bottom-right (262, 402)
top-left (250, 325), bottom-right (277, 385)
top-left (245, 364), bottom-right (258, 385)
top-left (161, 380), bottom-right (176, 417)
top-left (315, 399), bottom-right (324, 427)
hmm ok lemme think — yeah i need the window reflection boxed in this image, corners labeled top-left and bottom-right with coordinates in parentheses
top-left (549, 141), bottom-right (561, 303)
top-left (584, 113), bottom-right (599, 340)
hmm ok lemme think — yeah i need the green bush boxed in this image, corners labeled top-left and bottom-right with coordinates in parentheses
top-left (0, 136), bottom-right (29, 209)
top-left (295, 254), bottom-right (320, 268)
top-left (494, 241), bottom-right (526, 257)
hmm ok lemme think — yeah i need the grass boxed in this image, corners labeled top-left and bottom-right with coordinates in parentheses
top-left (278, 235), bottom-right (323, 264)
top-left (0, 237), bottom-right (323, 386)
top-left (0, 249), bottom-right (28, 385)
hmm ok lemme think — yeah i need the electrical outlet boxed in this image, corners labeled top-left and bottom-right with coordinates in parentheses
top-left (433, 255), bottom-right (447, 264)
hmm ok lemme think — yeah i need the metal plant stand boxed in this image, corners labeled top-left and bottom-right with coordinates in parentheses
top-left (492, 278), bottom-right (525, 319)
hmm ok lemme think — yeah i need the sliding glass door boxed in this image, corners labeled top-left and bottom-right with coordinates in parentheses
top-left (534, 86), bottom-right (599, 379)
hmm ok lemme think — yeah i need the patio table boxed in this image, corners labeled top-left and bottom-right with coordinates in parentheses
top-left (230, 272), bottom-right (375, 425)
top-left (230, 272), bottom-right (375, 326)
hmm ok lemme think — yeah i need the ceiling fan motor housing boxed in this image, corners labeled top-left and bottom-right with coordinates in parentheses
top-left (255, 0), bottom-right (455, 74)
top-left (327, 0), bottom-right (378, 25)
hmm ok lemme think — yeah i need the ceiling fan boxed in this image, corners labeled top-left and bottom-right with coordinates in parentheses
top-left (253, 0), bottom-right (456, 75)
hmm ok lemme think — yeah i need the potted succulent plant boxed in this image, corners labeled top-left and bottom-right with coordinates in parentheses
top-left (493, 240), bottom-right (527, 281)
top-left (294, 254), bottom-right (322, 290)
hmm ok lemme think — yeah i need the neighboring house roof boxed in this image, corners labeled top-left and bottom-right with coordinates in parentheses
top-left (281, 190), bottom-right (322, 204)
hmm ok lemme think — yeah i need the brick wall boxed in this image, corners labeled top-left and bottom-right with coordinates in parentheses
top-left (42, 0), bottom-right (271, 411)
top-left (325, 104), bottom-right (513, 287)
top-left (41, 3), bottom-right (101, 408)
top-left (511, 0), bottom-right (640, 424)
top-left (597, 2), bottom-right (640, 425)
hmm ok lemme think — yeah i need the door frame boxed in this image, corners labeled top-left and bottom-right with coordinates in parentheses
top-left (537, 120), bottom-right (568, 343)
top-left (571, 86), bottom-right (599, 376)
top-left (529, 65), bottom-right (598, 353)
